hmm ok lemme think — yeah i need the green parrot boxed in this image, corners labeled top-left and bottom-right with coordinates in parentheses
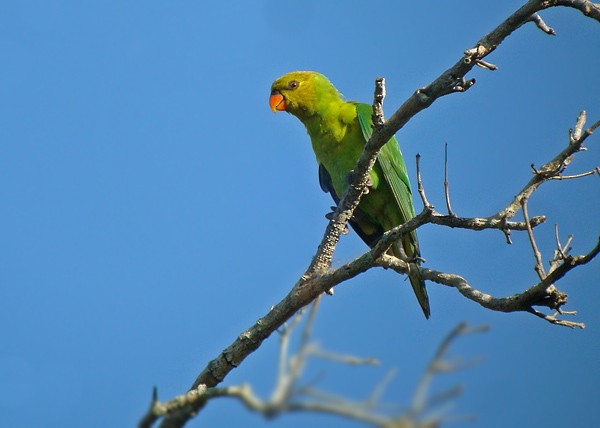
top-left (269, 71), bottom-right (430, 318)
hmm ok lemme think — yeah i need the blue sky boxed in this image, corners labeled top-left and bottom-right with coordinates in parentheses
top-left (1, 1), bottom-right (599, 427)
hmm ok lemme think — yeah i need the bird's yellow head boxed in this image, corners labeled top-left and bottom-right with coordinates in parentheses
top-left (269, 71), bottom-right (341, 118)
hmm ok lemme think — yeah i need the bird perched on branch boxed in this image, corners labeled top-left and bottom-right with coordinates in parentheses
top-left (269, 71), bottom-right (430, 318)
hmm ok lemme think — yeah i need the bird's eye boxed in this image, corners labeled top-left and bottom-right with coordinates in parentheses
top-left (288, 80), bottom-right (299, 90)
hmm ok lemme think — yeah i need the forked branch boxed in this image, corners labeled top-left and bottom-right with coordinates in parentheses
top-left (145, 313), bottom-right (487, 428)
top-left (141, 2), bottom-right (600, 427)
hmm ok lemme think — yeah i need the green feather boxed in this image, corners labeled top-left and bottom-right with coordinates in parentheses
top-left (356, 104), bottom-right (429, 318)
top-left (356, 104), bottom-right (415, 236)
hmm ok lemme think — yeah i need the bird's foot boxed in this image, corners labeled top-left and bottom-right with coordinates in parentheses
top-left (325, 208), bottom-right (349, 234)
top-left (346, 171), bottom-right (374, 194)
top-left (407, 255), bottom-right (426, 264)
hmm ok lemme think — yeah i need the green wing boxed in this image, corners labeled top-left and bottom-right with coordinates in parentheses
top-left (356, 103), bottom-right (416, 230)
top-left (356, 103), bottom-right (430, 319)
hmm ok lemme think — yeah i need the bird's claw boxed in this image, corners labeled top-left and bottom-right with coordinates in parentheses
top-left (407, 255), bottom-right (426, 264)
top-left (325, 207), bottom-right (337, 220)
top-left (325, 208), bottom-right (349, 234)
top-left (346, 171), bottom-right (374, 194)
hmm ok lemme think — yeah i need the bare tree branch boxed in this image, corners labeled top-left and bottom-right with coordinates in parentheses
top-left (529, 12), bottom-right (557, 34)
top-left (146, 320), bottom-right (487, 428)
top-left (443, 143), bottom-right (456, 217)
top-left (141, 2), bottom-right (600, 426)
top-left (521, 196), bottom-right (547, 280)
top-left (554, 0), bottom-right (600, 22)
top-left (548, 166), bottom-right (600, 180)
top-left (493, 111), bottom-right (599, 221)
top-left (302, 0), bottom-right (563, 278)
top-left (146, 108), bottom-right (599, 428)
top-left (408, 323), bottom-right (488, 421)
top-left (377, 232), bottom-right (599, 325)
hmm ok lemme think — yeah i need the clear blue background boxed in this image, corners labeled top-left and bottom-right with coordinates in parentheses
top-left (1, 1), bottom-right (599, 427)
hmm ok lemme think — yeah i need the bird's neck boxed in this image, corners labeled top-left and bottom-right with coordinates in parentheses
top-left (298, 98), bottom-right (355, 144)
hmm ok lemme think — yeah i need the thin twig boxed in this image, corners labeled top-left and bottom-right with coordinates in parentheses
top-left (548, 167), bottom-right (600, 180)
top-left (408, 323), bottom-right (488, 420)
top-left (444, 142), bottom-right (456, 217)
top-left (521, 197), bottom-right (546, 280)
top-left (493, 111), bottom-right (597, 221)
top-left (416, 154), bottom-right (434, 210)
top-left (276, 308), bottom-right (305, 381)
top-left (551, 224), bottom-right (573, 273)
top-left (367, 369), bottom-right (398, 407)
top-left (372, 77), bottom-right (386, 130)
top-left (527, 308), bottom-right (585, 329)
top-left (529, 12), bottom-right (556, 34)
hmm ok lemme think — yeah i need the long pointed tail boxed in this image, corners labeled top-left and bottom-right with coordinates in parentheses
top-left (409, 274), bottom-right (430, 319)
top-left (394, 240), bottom-right (430, 319)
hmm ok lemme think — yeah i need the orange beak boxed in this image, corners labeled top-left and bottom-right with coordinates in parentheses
top-left (269, 92), bottom-right (287, 112)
